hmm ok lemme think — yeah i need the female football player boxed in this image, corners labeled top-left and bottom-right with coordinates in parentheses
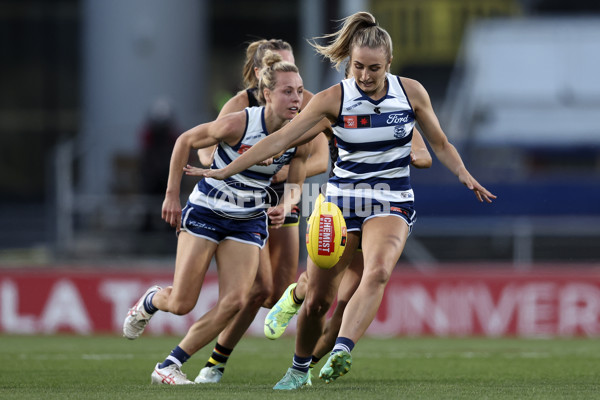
top-left (123, 51), bottom-right (312, 385)
top-left (198, 11), bottom-right (495, 389)
top-left (262, 102), bottom-right (432, 383)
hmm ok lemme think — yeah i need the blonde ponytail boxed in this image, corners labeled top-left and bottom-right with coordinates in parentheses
top-left (310, 11), bottom-right (392, 70)
top-left (241, 39), bottom-right (293, 89)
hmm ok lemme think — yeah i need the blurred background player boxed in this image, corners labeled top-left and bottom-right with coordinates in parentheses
top-left (138, 98), bottom-right (180, 231)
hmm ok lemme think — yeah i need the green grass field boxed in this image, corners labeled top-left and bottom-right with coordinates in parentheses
top-left (1, 334), bottom-right (599, 399)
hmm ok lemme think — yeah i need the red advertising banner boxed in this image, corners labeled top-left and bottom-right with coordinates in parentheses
top-left (1, 266), bottom-right (599, 337)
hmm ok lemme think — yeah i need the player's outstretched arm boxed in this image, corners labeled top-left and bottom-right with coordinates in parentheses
top-left (200, 86), bottom-right (339, 181)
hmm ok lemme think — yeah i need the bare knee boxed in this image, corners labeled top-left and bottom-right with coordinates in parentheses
top-left (262, 294), bottom-right (277, 309)
top-left (167, 299), bottom-right (196, 316)
top-left (364, 263), bottom-right (392, 287)
top-left (263, 281), bottom-right (292, 308)
top-left (304, 295), bottom-right (334, 319)
top-left (250, 283), bottom-right (273, 308)
top-left (217, 294), bottom-right (246, 319)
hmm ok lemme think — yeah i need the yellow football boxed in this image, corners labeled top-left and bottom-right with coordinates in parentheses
top-left (306, 194), bottom-right (347, 269)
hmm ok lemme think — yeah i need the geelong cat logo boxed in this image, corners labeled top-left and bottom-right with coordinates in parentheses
top-left (394, 125), bottom-right (408, 139)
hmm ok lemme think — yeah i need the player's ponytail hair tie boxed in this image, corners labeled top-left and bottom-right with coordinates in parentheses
top-left (364, 21), bottom-right (377, 28)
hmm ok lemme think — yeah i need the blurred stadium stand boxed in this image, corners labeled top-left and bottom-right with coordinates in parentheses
top-left (423, 16), bottom-right (600, 265)
top-left (1, 0), bottom-right (599, 266)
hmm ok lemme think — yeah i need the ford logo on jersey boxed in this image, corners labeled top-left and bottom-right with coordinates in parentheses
top-left (386, 112), bottom-right (411, 125)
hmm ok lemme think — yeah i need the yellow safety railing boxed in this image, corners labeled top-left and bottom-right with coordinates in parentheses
top-left (370, 0), bottom-right (521, 69)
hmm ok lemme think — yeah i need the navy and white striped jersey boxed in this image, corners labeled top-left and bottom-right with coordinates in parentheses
top-left (189, 106), bottom-right (297, 217)
top-left (327, 73), bottom-right (415, 204)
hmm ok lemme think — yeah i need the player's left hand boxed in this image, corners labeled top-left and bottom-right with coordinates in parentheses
top-left (183, 164), bottom-right (206, 176)
top-left (267, 206), bottom-right (286, 228)
top-left (184, 164), bottom-right (229, 180)
top-left (458, 169), bottom-right (497, 203)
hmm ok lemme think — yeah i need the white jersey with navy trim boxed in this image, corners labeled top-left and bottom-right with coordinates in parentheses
top-left (189, 106), bottom-right (297, 217)
top-left (328, 73), bottom-right (415, 204)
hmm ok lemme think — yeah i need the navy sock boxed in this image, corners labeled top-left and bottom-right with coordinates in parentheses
top-left (143, 291), bottom-right (158, 314)
top-left (309, 355), bottom-right (321, 369)
top-left (159, 346), bottom-right (190, 369)
top-left (291, 354), bottom-right (312, 373)
top-left (331, 337), bottom-right (355, 354)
